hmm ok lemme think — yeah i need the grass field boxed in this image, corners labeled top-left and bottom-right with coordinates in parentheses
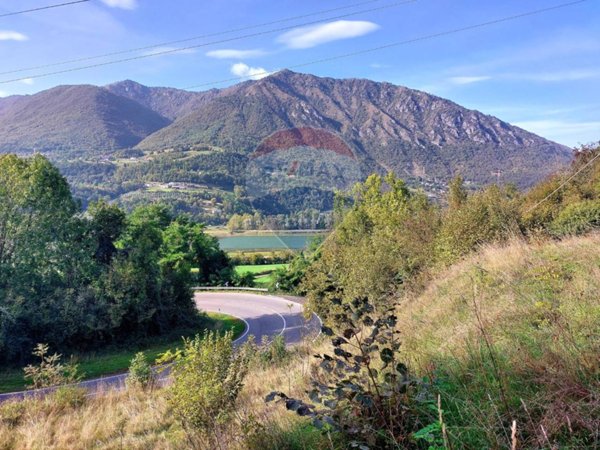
top-left (235, 263), bottom-right (288, 287)
top-left (0, 312), bottom-right (245, 394)
top-left (234, 264), bottom-right (287, 276)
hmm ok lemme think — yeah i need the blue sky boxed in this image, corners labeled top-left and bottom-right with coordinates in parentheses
top-left (0, 0), bottom-right (598, 146)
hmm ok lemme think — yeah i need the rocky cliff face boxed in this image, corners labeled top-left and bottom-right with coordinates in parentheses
top-left (137, 70), bottom-right (570, 187)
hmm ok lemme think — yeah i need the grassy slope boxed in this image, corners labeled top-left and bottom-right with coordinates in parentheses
top-left (0, 312), bottom-right (245, 394)
top-left (399, 234), bottom-right (600, 448)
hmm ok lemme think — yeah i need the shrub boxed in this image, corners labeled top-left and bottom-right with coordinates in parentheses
top-left (23, 343), bottom-right (80, 390)
top-left (550, 200), bottom-right (600, 236)
top-left (233, 271), bottom-right (255, 287)
top-left (126, 352), bottom-right (154, 390)
top-left (50, 386), bottom-right (87, 411)
top-left (267, 297), bottom-right (430, 449)
top-left (247, 335), bottom-right (289, 367)
top-left (436, 184), bottom-right (521, 264)
top-left (161, 331), bottom-right (250, 443)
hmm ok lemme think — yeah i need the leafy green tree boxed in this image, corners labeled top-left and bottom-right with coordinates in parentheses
top-left (0, 155), bottom-right (228, 365)
top-left (302, 173), bottom-right (439, 322)
top-left (87, 200), bottom-right (126, 265)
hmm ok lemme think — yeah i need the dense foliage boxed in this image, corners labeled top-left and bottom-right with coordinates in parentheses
top-left (302, 173), bottom-right (440, 321)
top-left (299, 144), bottom-right (600, 319)
top-left (0, 154), bottom-right (231, 365)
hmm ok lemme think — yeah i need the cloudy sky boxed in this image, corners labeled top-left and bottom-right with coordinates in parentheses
top-left (0, 0), bottom-right (598, 146)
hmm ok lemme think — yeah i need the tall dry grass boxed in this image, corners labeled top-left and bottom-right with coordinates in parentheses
top-left (0, 342), bottom-right (329, 450)
top-left (398, 233), bottom-right (600, 447)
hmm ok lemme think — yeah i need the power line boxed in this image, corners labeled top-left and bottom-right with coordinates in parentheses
top-left (0, 0), bottom-right (412, 76)
top-left (183, 0), bottom-right (588, 90)
top-left (524, 150), bottom-right (600, 214)
top-left (0, 0), bottom-right (90, 18)
top-left (0, 0), bottom-right (587, 88)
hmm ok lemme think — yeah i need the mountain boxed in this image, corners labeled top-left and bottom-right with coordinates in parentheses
top-left (105, 80), bottom-right (221, 120)
top-left (0, 71), bottom-right (573, 222)
top-left (137, 70), bottom-right (570, 187)
top-left (0, 85), bottom-right (170, 154)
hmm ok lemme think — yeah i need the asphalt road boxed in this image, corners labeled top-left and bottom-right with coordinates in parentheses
top-left (0, 292), bottom-right (321, 403)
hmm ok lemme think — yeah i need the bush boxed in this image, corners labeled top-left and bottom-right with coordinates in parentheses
top-left (550, 200), bottom-right (600, 236)
top-left (0, 401), bottom-right (26, 427)
top-left (23, 343), bottom-right (80, 390)
top-left (126, 352), bottom-right (154, 390)
top-left (247, 335), bottom-right (289, 367)
top-left (50, 386), bottom-right (87, 411)
top-left (436, 184), bottom-right (521, 264)
top-left (232, 271), bottom-right (255, 287)
top-left (161, 331), bottom-right (250, 443)
top-left (267, 297), bottom-right (430, 449)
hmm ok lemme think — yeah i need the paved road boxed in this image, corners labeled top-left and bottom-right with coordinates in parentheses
top-left (0, 292), bottom-right (320, 403)
top-left (196, 292), bottom-right (320, 346)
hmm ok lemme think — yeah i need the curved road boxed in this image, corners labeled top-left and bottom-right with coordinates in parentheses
top-left (0, 292), bottom-right (320, 403)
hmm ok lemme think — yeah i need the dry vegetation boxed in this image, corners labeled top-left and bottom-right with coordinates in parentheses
top-left (399, 233), bottom-right (600, 447)
top-left (0, 342), bottom-right (328, 450)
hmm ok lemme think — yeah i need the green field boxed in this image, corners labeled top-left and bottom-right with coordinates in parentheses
top-left (0, 312), bottom-right (245, 394)
top-left (235, 263), bottom-right (288, 287)
top-left (234, 264), bottom-right (288, 276)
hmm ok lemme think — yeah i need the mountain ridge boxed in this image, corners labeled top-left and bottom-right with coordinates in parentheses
top-left (0, 70), bottom-right (571, 190)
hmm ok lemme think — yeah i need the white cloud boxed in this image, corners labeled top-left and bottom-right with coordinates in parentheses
top-left (230, 63), bottom-right (270, 80)
top-left (101, 0), bottom-right (137, 10)
top-left (142, 46), bottom-right (196, 57)
top-left (0, 31), bottom-right (28, 41)
top-left (448, 76), bottom-right (491, 85)
top-left (507, 69), bottom-right (600, 82)
top-left (206, 49), bottom-right (266, 59)
top-left (277, 20), bottom-right (379, 49)
top-left (20, 78), bottom-right (34, 85)
top-left (0, 91), bottom-right (8, 98)
top-left (514, 120), bottom-right (600, 146)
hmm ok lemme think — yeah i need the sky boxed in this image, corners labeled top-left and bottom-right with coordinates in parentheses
top-left (0, 0), bottom-right (598, 147)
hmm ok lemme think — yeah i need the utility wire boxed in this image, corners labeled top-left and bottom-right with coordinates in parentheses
top-left (0, 0), bottom-right (410, 76)
top-left (2, 0), bottom-right (586, 86)
top-left (0, 0), bottom-right (90, 18)
top-left (183, 0), bottom-right (588, 90)
top-left (524, 150), bottom-right (600, 214)
top-left (0, 0), bottom-right (417, 84)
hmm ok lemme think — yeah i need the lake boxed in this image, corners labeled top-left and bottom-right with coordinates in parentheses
top-left (217, 234), bottom-right (322, 251)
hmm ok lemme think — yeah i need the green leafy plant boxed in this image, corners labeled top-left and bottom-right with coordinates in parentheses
top-left (50, 385), bottom-right (87, 411)
top-left (267, 297), bottom-right (426, 449)
top-left (126, 351), bottom-right (154, 390)
top-left (23, 343), bottom-right (80, 390)
top-left (159, 331), bottom-right (250, 444)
